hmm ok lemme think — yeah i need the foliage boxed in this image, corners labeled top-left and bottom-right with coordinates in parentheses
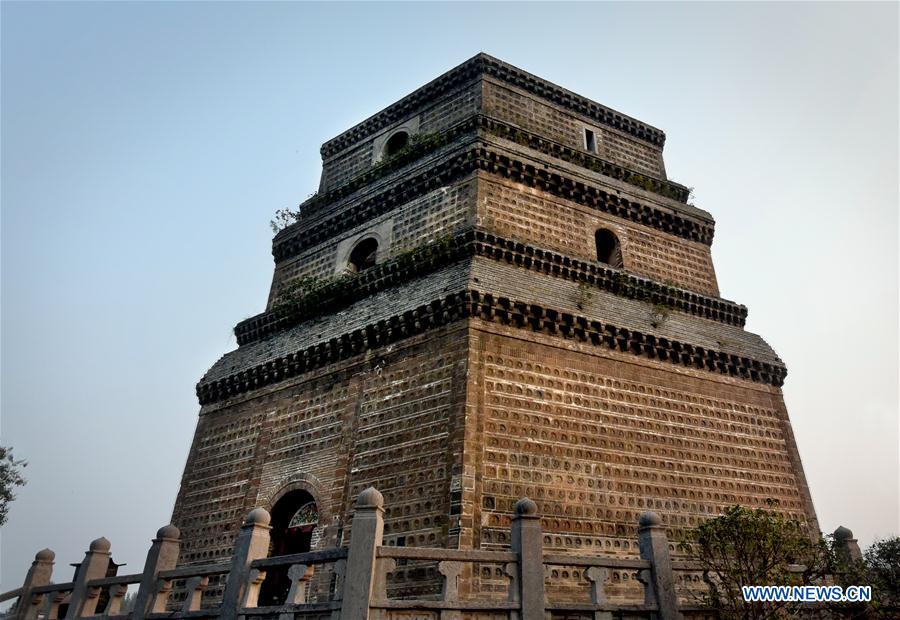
top-left (864, 537), bottom-right (900, 616)
top-left (685, 508), bottom-right (900, 619)
top-left (830, 536), bottom-right (900, 619)
top-left (270, 192), bottom-right (319, 234)
top-left (680, 501), bottom-right (829, 620)
top-left (574, 281), bottom-right (593, 310)
top-left (270, 234), bottom-right (459, 326)
top-left (649, 303), bottom-right (672, 328)
top-left (270, 207), bottom-right (301, 234)
top-left (0, 445), bottom-right (27, 527)
top-left (269, 131), bottom-right (451, 235)
top-left (380, 131), bottom-right (446, 164)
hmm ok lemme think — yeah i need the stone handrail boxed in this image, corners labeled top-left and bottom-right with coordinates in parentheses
top-left (376, 546), bottom-right (517, 562)
top-left (249, 547), bottom-right (347, 569)
top-left (1, 489), bottom-right (864, 620)
top-left (0, 589), bottom-right (22, 604)
top-left (27, 583), bottom-right (74, 595)
top-left (543, 554), bottom-right (651, 569)
top-left (84, 574), bottom-right (142, 587)
top-left (156, 563), bottom-right (231, 580)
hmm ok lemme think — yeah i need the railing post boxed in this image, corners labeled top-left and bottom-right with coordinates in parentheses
top-left (221, 508), bottom-right (272, 620)
top-left (340, 487), bottom-right (385, 620)
top-left (14, 549), bottom-right (55, 620)
top-left (510, 497), bottom-right (544, 620)
top-left (833, 526), bottom-right (863, 563)
top-left (64, 538), bottom-right (112, 619)
top-left (131, 524), bottom-right (181, 620)
top-left (637, 512), bottom-right (680, 620)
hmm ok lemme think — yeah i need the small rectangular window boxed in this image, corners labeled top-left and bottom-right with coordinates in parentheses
top-left (584, 128), bottom-right (596, 152)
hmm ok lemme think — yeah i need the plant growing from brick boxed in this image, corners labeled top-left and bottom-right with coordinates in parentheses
top-left (681, 501), bottom-right (828, 620)
top-left (0, 445), bottom-right (26, 527)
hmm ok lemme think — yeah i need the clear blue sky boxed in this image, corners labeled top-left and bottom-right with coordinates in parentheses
top-left (2, 1), bottom-right (897, 594)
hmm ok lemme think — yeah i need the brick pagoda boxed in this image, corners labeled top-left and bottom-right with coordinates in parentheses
top-left (171, 53), bottom-right (818, 599)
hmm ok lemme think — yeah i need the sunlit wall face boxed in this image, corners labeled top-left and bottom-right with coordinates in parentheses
top-left (1, 0), bottom-right (896, 600)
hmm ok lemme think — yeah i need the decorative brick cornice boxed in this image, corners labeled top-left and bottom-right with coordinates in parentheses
top-left (273, 147), bottom-right (479, 263)
top-left (471, 231), bottom-right (746, 326)
top-left (478, 116), bottom-right (690, 203)
top-left (475, 148), bottom-right (713, 244)
top-left (274, 144), bottom-right (713, 263)
top-left (300, 116), bottom-right (479, 220)
top-left (320, 54), bottom-right (665, 160)
top-left (307, 115), bottom-right (688, 218)
top-left (244, 230), bottom-right (744, 347)
top-left (200, 289), bottom-right (783, 405)
top-left (239, 234), bottom-right (470, 345)
top-left (199, 291), bottom-right (473, 405)
top-left (467, 291), bottom-right (784, 385)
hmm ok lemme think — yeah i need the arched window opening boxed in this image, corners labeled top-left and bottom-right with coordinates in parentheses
top-left (259, 491), bottom-right (319, 606)
top-left (347, 237), bottom-right (378, 273)
top-left (383, 131), bottom-right (410, 158)
top-left (595, 228), bottom-right (623, 268)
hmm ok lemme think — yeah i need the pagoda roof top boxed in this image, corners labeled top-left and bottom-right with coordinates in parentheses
top-left (320, 53), bottom-right (667, 159)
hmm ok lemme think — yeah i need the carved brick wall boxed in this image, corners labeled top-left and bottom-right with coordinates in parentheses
top-left (319, 81), bottom-right (482, 193)
top-left (476, 174), bottom-right (719, 296)
top-left (267, 175), bottom-right (476, 308)
top-left (482, 78), bottom-right (666, 179)
top-left (463, 324), bottom-right (817, 557)
top-left (172, 325), bottom-right (469, 584)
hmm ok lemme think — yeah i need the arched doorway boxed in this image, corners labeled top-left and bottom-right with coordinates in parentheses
top-left (258, 490), bottom-right (319, 606)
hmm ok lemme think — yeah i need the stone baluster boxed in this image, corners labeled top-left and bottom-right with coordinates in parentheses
top-left (637, 512), bottom-right (680, 620)
top-left (284, 564), bottom-right (314, 605)
top-left (438, 561), bottom-right (463, 620)
top-left (585, 566), bottom-right (612, 620)
top-left (82, 586), bottom-right (103, 618)
top-left (510, 498), bottom-right (545, 620)
top-left (329, 559), bottom-right (346, 620)
top-left (14, 549), bottom-right (55, 620)
top-left (504, 562), bottom-right (520, 620)
top-left (242, 569), bottom-right (267, 609)
top-left (64, 538), bottom-right (112, 619)
top-left (181, 576), bottom-right (209, 613)
top-left (131, 524), bottom-right (181, 620)
top-left (102, 584), bottom-right (128, 617)
top-left (273, 564), bottom-right (314, 620)
top-left (369, 558), bottom-right (395, 620)
top-left (47, 591), bottom-right (68, 620)
top-left (148, 581), bottom-right (173, 616)
top-left (339, 487), bottom-right (385, 620)
top-left (221, 508), bottom-right (272, 620)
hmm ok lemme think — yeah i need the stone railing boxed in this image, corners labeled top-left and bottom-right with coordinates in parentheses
top-left (0, 489), bottom-right (865, 620)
